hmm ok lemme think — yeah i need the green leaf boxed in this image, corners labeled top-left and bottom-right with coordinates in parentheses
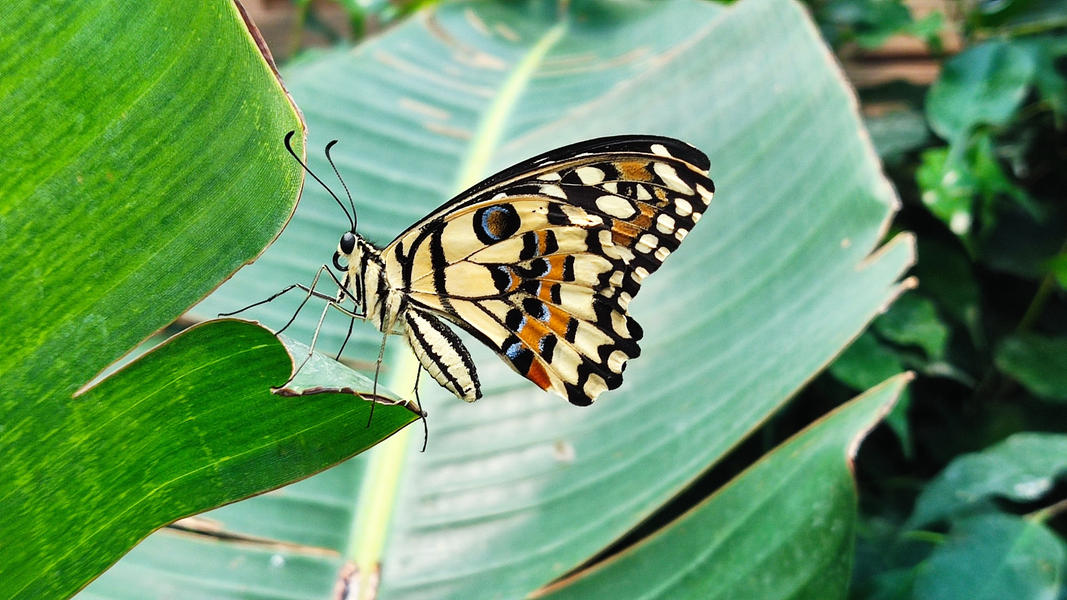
top-left (537, 375), bottom-right (910, 599)
top-left (0, 3), bottom-right (421, 598)
top-left (916, 132), bottom-right (1035, 246)
top-left (904, 12), bottom-right (946, 50)
top-left (1050, 253), bottom-right (1067, 290)
top-left (864, 108), bottom-right (932, 163)
top-left (996, 334), bottom-right (1067, 401)
top-left (977, 0), bottom-right (1067, 33)
top-left (917, 147), bottom-right (978, 237)
top-left (926, 40), bottom-right (1038, 142)
top-left (909, 433), bottom-right (1067, 527)
top-left (51, 322), bottom-right (415, 597)
top-left (1023, 37), bottom-right (1067, 121)
top-left (913, 514), bottom-right (1066, 600)
top-left (97, 0), bottom-right (915, 596)
top-left (874, 292), bottom-right (950, 360)
top-left (814, 0), bottom-right (941, 49)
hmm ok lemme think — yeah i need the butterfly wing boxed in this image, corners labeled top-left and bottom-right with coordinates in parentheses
top-left (383, 136), bottom-right (713, 405)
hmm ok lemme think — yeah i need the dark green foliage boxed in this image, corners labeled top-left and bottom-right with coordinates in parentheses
top-left (807, 0), bottom-right (943, 49)
top-left (796, 0), bottom-right (1067, 596)
top-left (996, 335), bottom-right (1067, 401)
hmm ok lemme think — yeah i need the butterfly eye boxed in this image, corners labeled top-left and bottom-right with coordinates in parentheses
top-left (339, 231), bottom-right (356, 254)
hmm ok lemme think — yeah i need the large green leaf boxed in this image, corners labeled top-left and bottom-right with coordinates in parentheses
top-left (93, 0), bottom-right (914, 597)
top-left (0, 3), bottom-right (418, 598)
top-left (913, 514), bottom-right (1066, 600)
top-left (925, 40), bottom-right (1038, 142)
top-left (537, 375), bottom-right (909, 599)
top-left (909, 433), bottom-right (1067, 528)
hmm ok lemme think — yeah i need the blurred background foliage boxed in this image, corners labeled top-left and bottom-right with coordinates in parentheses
top-left (247, 0), bottom-right (1066, 596)
top-left (801, 0), bottom-right (1067, 596)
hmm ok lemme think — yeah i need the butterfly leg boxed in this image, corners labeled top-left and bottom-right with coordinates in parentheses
top-left (412, 364), bottom-right (423, 411)
top-left (277, 265), bottom-right (360, 335)
top-left (277, 296), bottom-right (334, 388)
top-left (219, 265), bottom-right (336, 322)
top-left (335, 313), bottom-right (358, 361)
top-left (413, 365), bottom-right (429, 452)
top-left (365, 328), bottom-right (391, 428)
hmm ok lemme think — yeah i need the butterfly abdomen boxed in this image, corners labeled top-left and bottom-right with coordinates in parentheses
top-left (405, 310), bottom-right (481, 402)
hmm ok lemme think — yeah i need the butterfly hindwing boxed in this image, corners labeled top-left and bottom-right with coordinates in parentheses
top-left (383, 136), bottom-right (713, 405)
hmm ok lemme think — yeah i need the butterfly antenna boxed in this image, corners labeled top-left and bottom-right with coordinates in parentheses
top-left (283, 131), bottom-right (355, 231)
top-left (325, 140), bottom-right (358, 230)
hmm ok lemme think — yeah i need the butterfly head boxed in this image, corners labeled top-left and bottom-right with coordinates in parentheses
top-left (333, 228), bottom-right (374, 308)
top-left (333, 231), bottom-right (358, 272)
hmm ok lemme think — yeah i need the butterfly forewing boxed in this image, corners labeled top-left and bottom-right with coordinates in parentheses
top-left (383, 136), bottom-right (713, 405)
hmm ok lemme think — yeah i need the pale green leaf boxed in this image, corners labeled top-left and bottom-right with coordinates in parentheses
top-left (537, 375), bottom-right (910, 600)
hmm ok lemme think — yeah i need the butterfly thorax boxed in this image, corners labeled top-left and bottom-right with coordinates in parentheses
top-left (342, 235), bottom-right (404, 334)
top-left (337, 231), bottom-right (482, 402)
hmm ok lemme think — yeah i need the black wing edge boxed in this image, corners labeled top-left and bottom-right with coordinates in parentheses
top-left (457, 134), bottom-right (711, 204)
top-left (386, 135), bottom-right (712, 248)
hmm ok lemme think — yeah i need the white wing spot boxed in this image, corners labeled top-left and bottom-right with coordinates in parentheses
top-left (538, 172), bottom-right (562, 181)
top-left (650, 143), bottom-right (672, 158)
top-left (635, 184), bottom-right (652, 201)
top-left (654, 246), bottom-right (670, 261)
top-left (576, 166), bottom-right (606, 185)
top-left (607, 350), bottom-right (628, 373)
top-left (632, 266), bottom-right (650, 283)
top-left (653, 162), bottom-right (694, 194)
top-left (675, 198), bottom-right (693, 217)
top-left (562, 205), bottom-right (603, 227)
top-left (611, 311), bottom-right (630, 337)
top-left (583, 373), bottom-right (608, 399)
top-left (635, 233), bottom-right (659, 253)
top-left (675, 228), bottom-right (689, 241)
top-left (602, 181), bottom-right (618, 194)
top-left (656, 213), bottom-right (676, 234)
top-left (598, 229), bottom-right (615, 249)
top-left (618, 292), bottom-right (632, 310)
top-left (608, 271), bottom-right (624, 287)
top-left (696, 183), bottom-right (714, 205)
top-left (539, 184), bottom-right (567, 199)
top-left (595, 195), bottom-right (637, 219)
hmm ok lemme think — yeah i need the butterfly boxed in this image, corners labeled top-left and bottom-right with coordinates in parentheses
top-left (259, 132), bottom-right (713, 408)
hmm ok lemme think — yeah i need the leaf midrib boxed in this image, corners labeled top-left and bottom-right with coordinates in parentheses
top-left (348, 14), bottom-right (572, 594)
